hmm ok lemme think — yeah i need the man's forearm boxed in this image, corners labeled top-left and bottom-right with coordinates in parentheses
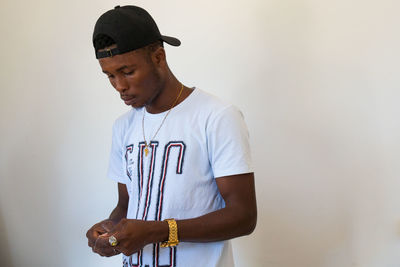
top-left (177, 205), bottom-right (256, 242)
top-left (145, 204), bottom-right (256, 245)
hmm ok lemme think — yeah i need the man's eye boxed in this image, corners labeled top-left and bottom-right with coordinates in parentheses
top-left (123, 71), bottom-right (134, 76)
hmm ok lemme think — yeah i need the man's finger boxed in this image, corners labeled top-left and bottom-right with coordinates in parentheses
top-left (94, 244), bottom-right (118, 257)
top-left (101, 226), bottom-right (123, 240)
top-left (95, 231), bottom-right (125, 256)
top-left (96, 234), bottom-right (118, 251)
top-left (93, 236), bottom-right (117, 257)
top-left (101, 220), bottom-right (114, 232)
top-left (87, 229), bottom-right (103, 248)
top-left (113, 247), bottom-right (121, 256)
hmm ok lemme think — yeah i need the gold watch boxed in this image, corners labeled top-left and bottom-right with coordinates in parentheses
top-left (160, 219), bottom-right (179, 247)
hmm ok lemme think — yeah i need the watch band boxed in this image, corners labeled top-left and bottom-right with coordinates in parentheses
top-left (160, 219), bottom-right (179, 247)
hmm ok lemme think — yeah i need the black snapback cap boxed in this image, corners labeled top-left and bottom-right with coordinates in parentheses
top-left (93, 5), bottom-right (181, 59)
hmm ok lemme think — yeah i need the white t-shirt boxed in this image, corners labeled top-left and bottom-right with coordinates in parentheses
top-left (107, 88), bottom-right (253, 267)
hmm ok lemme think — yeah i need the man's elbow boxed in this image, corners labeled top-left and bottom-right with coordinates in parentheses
top-left (243, 209), bottom-right (257, 235)
top-left (235, 205), bottom-right (256, 236)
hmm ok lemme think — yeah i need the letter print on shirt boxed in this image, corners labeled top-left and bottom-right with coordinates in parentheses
top-left (154, 141), bottom-right (186, 267)
top-left (125, 144), bottom-right (134, 180)
top-left (134, 141), bottom-right (159, 267)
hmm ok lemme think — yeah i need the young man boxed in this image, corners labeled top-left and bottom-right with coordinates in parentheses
top-left (86, 5), bottom-right (257, 267)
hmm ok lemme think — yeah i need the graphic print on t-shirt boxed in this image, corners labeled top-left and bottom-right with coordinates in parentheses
top-left (125, 141), bottom-right (186, 267)
top-left (125, 144), bottom-right (134, 180)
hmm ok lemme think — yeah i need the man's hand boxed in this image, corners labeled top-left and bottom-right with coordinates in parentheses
top-left (86, 219), bottom-right (120, 257)
top-left (95, 219), bottom-right (168, 256)
top-left (87, 183), bottom-right (130, 257)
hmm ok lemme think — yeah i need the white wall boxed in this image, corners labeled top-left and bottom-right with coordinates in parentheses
top-left (0, 0), bottom-right (399, 267)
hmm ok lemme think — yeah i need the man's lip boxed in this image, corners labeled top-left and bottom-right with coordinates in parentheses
top-left (121, 96), bottom-right (136, 105)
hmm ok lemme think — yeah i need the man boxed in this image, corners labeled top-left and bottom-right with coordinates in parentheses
top-left (86, 5), bottom-right (257, 267)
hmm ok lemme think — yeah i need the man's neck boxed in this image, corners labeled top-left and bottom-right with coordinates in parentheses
top-left (145, 76), bottom-right (192, 114)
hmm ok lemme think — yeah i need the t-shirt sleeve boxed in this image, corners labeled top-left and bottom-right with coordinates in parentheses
top-left (107, 119), bottom-right (128, 184)
top-left (207, 105), bottom-right (253, 178)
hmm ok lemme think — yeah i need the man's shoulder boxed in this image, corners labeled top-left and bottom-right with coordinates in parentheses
top-left (194, 88), bottom-right (245, 122)
top-left (192, 88), bottom-right (233, 115)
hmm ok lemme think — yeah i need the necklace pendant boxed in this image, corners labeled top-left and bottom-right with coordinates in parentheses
top-left (144, 147), bottom-right (149, 157)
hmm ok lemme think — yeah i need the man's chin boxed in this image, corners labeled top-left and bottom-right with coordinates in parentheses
top-left (128, 102), bottom-right (145, 109)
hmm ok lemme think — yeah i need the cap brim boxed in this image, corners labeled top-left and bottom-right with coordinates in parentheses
top-left (161, 35), bottom-right (181, 46)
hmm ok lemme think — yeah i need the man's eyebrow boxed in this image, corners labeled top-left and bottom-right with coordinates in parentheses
top-left (116, 65), bottom-right (130, 72)
top-left (102, 64), bottom-right (137, 74)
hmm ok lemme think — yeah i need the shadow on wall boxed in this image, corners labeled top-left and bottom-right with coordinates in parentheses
top-left (0, 207), bottom-right (14, 267)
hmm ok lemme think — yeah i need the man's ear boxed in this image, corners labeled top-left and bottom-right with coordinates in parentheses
top-left (152, 46), bottom-right (166, 67)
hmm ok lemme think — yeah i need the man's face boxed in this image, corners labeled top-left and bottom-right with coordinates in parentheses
top-left (98, 46), bottom-right (163, 108)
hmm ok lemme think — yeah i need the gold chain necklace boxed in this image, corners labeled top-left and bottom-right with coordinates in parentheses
top-left (142, 83), bottom-right (184, 156)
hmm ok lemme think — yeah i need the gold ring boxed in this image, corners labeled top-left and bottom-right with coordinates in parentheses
top-left (108, 235), bottom-right (118, 247)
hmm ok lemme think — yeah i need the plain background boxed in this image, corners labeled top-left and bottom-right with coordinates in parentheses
top-left (0, 0), bottom-right (399, 266)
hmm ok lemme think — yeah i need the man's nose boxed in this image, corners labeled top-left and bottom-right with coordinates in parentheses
top-left (114, 76), bottom-right (128, 93)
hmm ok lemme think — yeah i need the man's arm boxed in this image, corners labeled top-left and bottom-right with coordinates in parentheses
top-left (95, 173), bottom-right (257, 256)
top-left (108, 183), bottom-right (129, 223)
top-left (177, 172), bottom-right (257, 242)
